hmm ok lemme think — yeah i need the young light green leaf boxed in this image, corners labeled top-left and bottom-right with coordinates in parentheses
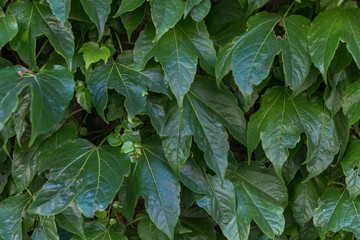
top-left (0, 11), bottom-right (18, 49)
top-left (28, 139), bottom-right (131, 217)
top-left (47, 0), bottom-right (71, 22)
top-left (136, 136), bottom-right (181, 239)
top-left (0, 65), bottom-right (74, 144)
top-left (308, 7), bottom-right (360, 80)
top-left (247, 87), bottom-right (342, 179)
top-left (228, 162), bottom-right (288, 239)
top-left (313, 188), bottom-right (360, 239)
top-left (290, 180), bottom-right (320, 226)
top-left (0, 193), bottom-right (31, 240)
top-left (56, 201), bottom-right (85, 240)
top-left (150, 0), bottom-right (185, 41)
top-left (342, 78), bottom-right (360, 126)
top-left (32, 215), bottom-right (59, 240)
top-left (79, 42), bottom-right (110, 69)
top-left (8, 0), bottom-right (74, 69)
top-left (341, 136), bottom-right (360, 199)
top-left (80, 0), bottom-right (111, 41)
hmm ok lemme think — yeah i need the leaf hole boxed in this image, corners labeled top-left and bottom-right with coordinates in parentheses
top-left (274, 22), bottom-right (286, 39)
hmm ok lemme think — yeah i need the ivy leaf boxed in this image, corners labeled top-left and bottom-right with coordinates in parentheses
top-left (8, 0), bottom-right (74, 69)
top-left (32, 216), bottom-right (59, 240)
top-left (138, 214), bottom-right (170, 240)
top-left (88, 55), bottom-right (168, 121)
top-left (184, 0), bottom-right (201, 17)
top-left (0, 193), bottom-right (31, 240)
top-left (290, 180), bottom-right (320, 226)
top-left (313, 188), bottom-right (360, 238)
top-left (47, 0), bottom-right (71, 22)
top-left (56, 201), bottom-right (85, 239)
top-left (308, 7), bottom-right (360, 80)
top-left (190, 0), bottom-right (211, 22)
top-left (0, 65), bottom-right (74, 144)
top-left (79, 221), bottom-right (127, 240)
top-left (28, 139), bottom-right (131, 217)
top-left (150, 0), bottom-right (185, 41)
top-left (120, 4), bottom-right (146, 41)
top-left (134, 19), bottom-right (216, 107)
top-left (247, 87), bottom-right (341, 179)
top-left (342, 78), bottom-right (360, 126)
top-left (160, 76), bottom-right (246, 177)
top-left (80, 0), bottom-right (111, 41)
top-left (228, 162), bottom-right (287, 239)
top-left (79, 42), bottom-right (110, 69)
top-left (136, 136), bottom-right (181, 239)
top-left (341, 136), bottom-right (360, 199)
top-left (114, 0), bottom-right (145, 17)
top-left (0, 11), bottom-right (18, 49)
top-left (246, 0), bottom-right (270, 16)
top-left (178, 216), bottom-right (217, 239)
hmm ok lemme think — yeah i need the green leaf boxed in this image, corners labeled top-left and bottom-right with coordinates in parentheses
top-left (80, 0), bottom-right (111, 41)
top-left (0, 193), bottom-right (31, 240)
top-left (247, 87), bottom-right (342, 178)
top-left (342, 78), bottom-right (360, 126)
top-left (12, 120), bottom-right (77, 192)
top-left (56, 201), bottom-right (85, 239)
top-left (134, 18), bottom-right (216, 107)
top-left (184, 0), bottom-right (201, 17)
top-left (290, 180), bottom-right (320, 226)
top-left (79, 42), bottom-right (110, 69)
top-left (87, 55), bottom-right (168, 121)
top-left (190, 0), bottom-right (211, 22)
top-left (138, 214), bottom-right (170, 240)
top-left (228, 162), bottom-right (288, 239)
top-left (114, 0), bottom-right (145, 17)
top-left (28, 139), bottom-right (131, 217)
top-left (160, 76), bottom-right (246, 178)
top-left (308, 7), bottom-right (360, 80)
top-left (136, 136), bottom-right (181, 239)
top-left (0, 12), bottom-right (18, 49)
top-left (32, 215), bottom-right (59, 240)
top-left (47, 0), bottom-right (71, 22)
top-left (8, 0), bottom-right (74, 69)
top-left (81, 221), bottom-right (127, 240)
top-left (341, 136), bottom-right (360, 199)
top-left (178, 216), bottom-right (217, 239)
top-left (120, 4), bottom-right (146, 41)
top-left (0, 65), bottom-right (74, 144)
top-left (150, 0), bottom-right (185, 41)
top-left (313, 188), bottom-right (360, 239)
top-left (246, 0), bottom-right (270, 16)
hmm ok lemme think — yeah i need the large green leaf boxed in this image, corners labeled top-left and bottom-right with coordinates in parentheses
top-left (80, 0), bottom-right (111, 41)
top-left (160, 76), bottom-right (245, 175)
top-left (47, 0), bottom-right (71, 22)
top-left (228, 162), bottom-right (288, 239)
top-left (135, 136), bottom-right (181, 239)
top-left (133, 19), bottom-right (216, 107)
top-left (342, 78), bottom-right (360, 125)
top-left (247, 87), bottom-right (342, 178)
top-left (0, 11), bottom-right (18, 49)
top-left (290, 180), bottom-right (319, 226)
top-left (341, 136), bottom-right (360, 199)
top-left (78, 221), bottom-right (127, 240)
top-left (8, 0), bottom-right (74, 69)
top-left (12, 120), bottom-right (77, 191)
top-left (87, 55), bottom-right (168, 120)
top-left (150, 0), bottom-right (185, 41)
top-left (313, 188), bottom-right (360, 239)
top-left (0, 65), bottom-right (74, 144)
top-left (308, 7), bottom-right (360, 80)
top-left (216, 12), bottom-right (311, 105)
top-left (0, 193), bottom-right (31, 240)
top-left (28, 139), bottom-right (131, 217)
top-left (32, 215), bottom-right (59, 240)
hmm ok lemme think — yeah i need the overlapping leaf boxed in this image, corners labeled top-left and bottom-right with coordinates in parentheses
top-left (0, 10), bottom-right (17, 49)
top-left (28, 139), bottom-right (131, 217)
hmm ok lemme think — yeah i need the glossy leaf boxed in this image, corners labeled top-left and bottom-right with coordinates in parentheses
top-left (80, 221), bottom-right (127, 240)
top-left (0, 65), bottom-right (74, 144)
top-left (0, 11), bottom-right (18, 49)
top-left (28, 139), bottom-right (131, 217)
top-left (79, 42), bottom-right (110, 69)
top-left (342, 78), bottom-right (360, 125)
top-left (32, 215), bottom-right (59, 240)
top-left (0, 193), bottom-right (31, 240)
top-left (47, 0), bottom-right (70, 22)
top-left (55, 201), bottom-right (85, 239)
top-left (8, 0), bottom-right (74, 69)
top-left (308, 7), bottom-right (360, 80)
top-left (114, 0), bottom-right (145, 17)
top-left (313, 188), bottom-right (360, 238)
top-left (246, 0), bottom-right (270, 16)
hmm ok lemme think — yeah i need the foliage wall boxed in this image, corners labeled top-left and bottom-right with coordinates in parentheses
top-left (1, 0), bottom-right (360, 239)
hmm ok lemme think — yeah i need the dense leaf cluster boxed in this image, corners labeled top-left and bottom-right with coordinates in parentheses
top-left (1, 0), bottom-right (360, 239)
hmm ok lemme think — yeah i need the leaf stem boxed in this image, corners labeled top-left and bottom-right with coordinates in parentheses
top-left (36, 39), bottom-right (49, 60)
top-left (283, 1), bottom-right (295, 18)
